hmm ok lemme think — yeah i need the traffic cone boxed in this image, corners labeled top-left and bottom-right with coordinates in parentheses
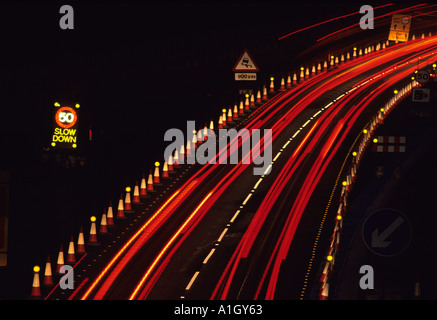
top-left (239, 101), bottom-right (244, 115)
top-left (140, 174), bottom-right (148, 198)
top-left (30, 266), bottom-right (41, 298)
top-left (293, 73), bottom-right (298, 84)
top-left (233, 104), bottom-right (239, 120)
top-left (192, 130), bottom-right (198, 149)
top-left (88, 216), bottom-right (99, 245)
top-left (256, 90), bottom-right (262, 104)
top-left (286, 75), bottom-right (291, 88)
top-left (222, 109), bottom-right (227, 127)
top-left (173, 149), bottom-right (180, 166)
top-left (154, 162), bottom-right (162, 185)
top-left (146, 171), bottom-right (154, 192)
top-left (378, 111), bottom-right (383, 124)
top-left (77, 226), bottom-right (86, 254)
top-left (117, 194), bottom-right (125, 218)
top-left (320, 283), bottom-right (329, 300)
top-left (124, 187), bottom-right (133, 208)
top-left (203, 125), bottom-right (209, 141)
top-left (323, 60), bottom-right (328, 69)
top-left (100, 213), bottom-right (108, 235)
top-left (186, 140), bottom-right (192, 156)
top-left (244, 95), bottom-right (250, 111)
top-left (106, 202), bottom-right (114, 227)
top-left (311, 65), bottom-right (316, 75)
top-left (320, 261), bottom-right (330, 283)
top-left (279, 77), bottom-right (285, 91)
top-left (250, 94), bottom-right (255, 107)
top-left (227, 108), bottom-right (233, 123)
top-left (262, 85), bottom-right (268, 101)
top-left (124, 188), bottom-right (134, 213)
top-left (305, 67), bottom-right (310, 78)
top-left (300, 68), bottom-right (304, 79)
top-left (43, 256), bottom-right (54, 286)
top-left (179, 144), bottom-right (185, 164)
top-left (162, 161), bottom-right (169, 178)
top-left (66, 235), bottom-right (76, 264)
top-left (197, 128), bottom-right (203, 145)
top-left (133, 181), bottom-right (140, 203)
top-left (346, 52), bottom-right (350, 60)
top-left (218, 115), bottom-right (223, 129)
top-left (317, 63), bottom-right (321, 72)
top-left (168, 156), bottom-right (175, 172)
top-left (56, 245), bottom-right (64, 274)
top-left (269, 77), bottom-right (275, 93)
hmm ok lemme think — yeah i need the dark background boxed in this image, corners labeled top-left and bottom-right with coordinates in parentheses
top-left (0, 1), bottom-right (400, 299)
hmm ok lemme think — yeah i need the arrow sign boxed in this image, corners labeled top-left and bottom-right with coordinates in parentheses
top-left (362, 208), bottom-right (412, 256)
top-left (371, 216), bottom-right (404, 248)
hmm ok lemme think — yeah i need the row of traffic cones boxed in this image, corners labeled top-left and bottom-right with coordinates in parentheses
top-left (30, 158), bottom-right (185, 298)
top-left (318, 79), bottom-right (420, 300)
top-left (277, 40), bottom-right (393, 92)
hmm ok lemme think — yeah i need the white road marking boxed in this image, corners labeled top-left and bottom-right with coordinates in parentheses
top-left (185, 271), bottom-right (200, 291)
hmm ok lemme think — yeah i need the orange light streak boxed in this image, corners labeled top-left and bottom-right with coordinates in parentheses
top-left (129, 192), bottom-right (213, 300)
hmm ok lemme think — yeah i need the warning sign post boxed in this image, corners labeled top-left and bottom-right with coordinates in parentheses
top-left (233, 49), bottom-right (259, 81)
top-left (388, 14), bottom-right (411, 42)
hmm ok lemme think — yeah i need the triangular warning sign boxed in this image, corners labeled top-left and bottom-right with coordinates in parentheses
top-left (232, 49), bottom-right (260, 72)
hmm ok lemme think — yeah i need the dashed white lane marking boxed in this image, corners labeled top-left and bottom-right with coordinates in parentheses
top-left (273, 152), bottom-right (281, 162)
top-left (217, 228), bottom-right (228, 243)
top-left (185, 271), bottom-right (200, 291)
top-left (203, 248), bottom-right (216, 264)
top-left (302, 119), bottom-right (311, 128)
top-left (184, 87), bottom-right (358, 294)
top-left (230, 210), bottom-right (240, 223)
top-left (313, 110), bottom-right (322, 118)
top-left (254, 177), bottom-right (263, 190)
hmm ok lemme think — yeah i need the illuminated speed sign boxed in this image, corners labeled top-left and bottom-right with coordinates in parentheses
top-left (55, 106), bottom-right (78, 128)
top-left (415, 70), bottom-right (430, 84)
top-left (51, 102), bottom-right (80, 149)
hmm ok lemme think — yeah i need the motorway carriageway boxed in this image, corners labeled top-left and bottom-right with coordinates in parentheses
top-left (62, 36), bottom-right (437, 300)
